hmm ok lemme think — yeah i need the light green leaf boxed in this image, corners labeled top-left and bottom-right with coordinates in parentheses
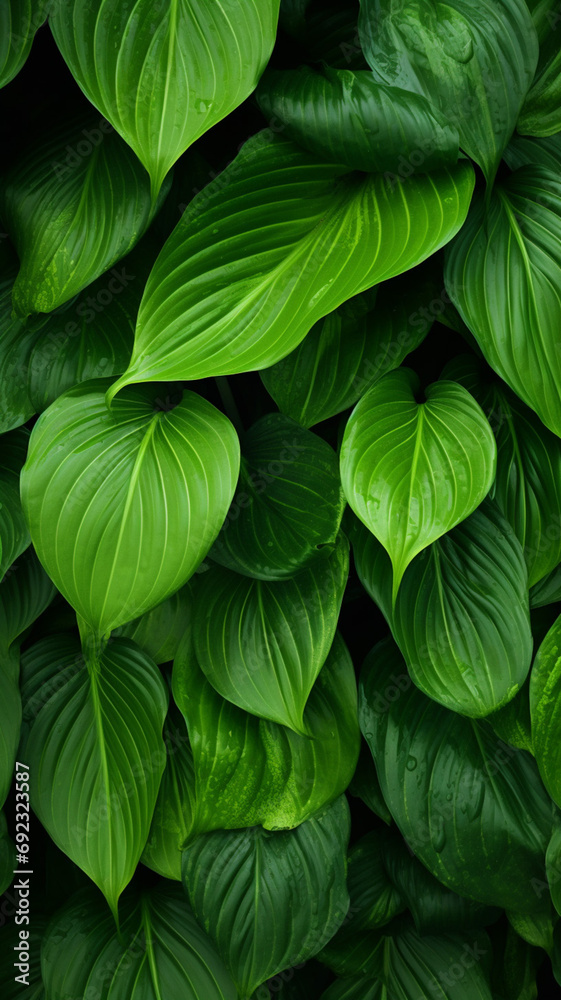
top-left (50, 0), bottom-right (280, 200)
top-left (173, 630), bottom-right (360, 836)
top-left (106, 133), bottom-right (475, 396)
top-left (518, 0), bottom-right (561, 136)
top-left (256, 65), bottom-right (459, 173)
top-left (116, 583), bottom-right (193, 665)
top-left (209, 414), bottom-right (345, 580)
top-left (350, 499), bottom-right (532, 716)
top-left (183, 797), bottom-right (351, 998)
top-left (340, 368), bottom-right (496, 601)
top-left (260, 265), bottom-right (439, 428)
top-left (192, 537), bottom-right (349, 733)
top-left (360, 638), bottom-right (553, 912)
top-left (41, 883), bottom-right (238, 999)
top-left (0, 117), bottom-right (165, 317)
top-left (20, 379), bottom-right (240, 639)
top-left (505, 133), bottom-right (561, 171)
top-left (445, 165), bottom-right (561, 438)
top-left (359, 0), bottom-right (538, 184)
top-left (530, 613), bottom-right (561, 808)
top-left (21, 634), bottom-right (168, 915)
top-left (0, 428), bottom-right (30, 578)
top-left (0, 1), bottom-right (48, 89)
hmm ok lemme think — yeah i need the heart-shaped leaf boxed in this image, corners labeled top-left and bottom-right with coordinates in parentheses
top-left (256, 66), bottom-right (459, 173)
top-left (106, 133), bottom-right (475, 397)
top-left (192, 536), bottom-right (349, 733)
top-left (209, 414), bottom-right (345, 580)
top-left (359, 0), bottom-right (538, 184)
top-left (530, 614), bottom-right (561, 808)
top-left (20, 379), bottom-right (240, 639)
top-left (116, 583), bottom-right (193, 665)
top-left (0, 0), bottom-right (48, 89)
top-left (445, 165), bottom-right (561, 438)
top-left (50, 0), bottom-right (280, 200)
top-left (20, 634), bottom-right (168, 916)
top-left (173, 630), bottom-right (360, 836)
top-left (360, 638), bottom-right (553, 912)
top-left (518, 0), bottom-right (561, 137)
top-left (340, 368), bottom-right (496, 601)
top-left (260, 264), bottom-right (440, 428)
top-left (41, 883), bottom-right (238, 999)
top-left (183, 797), bottom-right (351, 998)
top-left (0, 428), bottom-right (30, 579)
top-left (350, 500), bottom-right (532, 716)
top-left (0, 117), bottom-right (165, 317)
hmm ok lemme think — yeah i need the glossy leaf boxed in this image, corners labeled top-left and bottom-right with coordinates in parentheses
top-left (41, 883), bottom-right (238, 999)
top-left (530, 613), bottom-right (561, 808)
top-left (20, 379), bottom-right (240, 638)
top-left (445, 166), bottom-right (561, 438)
top-left (183, 797), bottom-right (351, 998)
top-left (50, 0), bottom-right (280, 200)
top-left (0, 117), bottom-right (164, 317)
top-left (359, 0), bottom-right (538, 184)
top-left (209, 414), bottom-right (345, 580)
top-left (0, 0), bottom-right (48, 89)
top-left (360, 638), bottom-right (553, 912)
top-left (518, 0), bottom-right (561, 136)
top-left (350, 500), bottom-right (532, 716)
top-left (256, 66), bottom-right (459, 173)
top-left (192, 537), bottom-right (349, 732)
top-left (260, 265), bottom-right (439, 428)
top-left (340, 368), bottom-right (496, 601)
top-left (116, 583), bottom-right (193, 665)
top-left (107, 133), bottom-right (475, 396)
top-left (21, 634), bottom-right (168, 915)
top-left (173, 630), bottom-right (360, 836)
top-left (489, 682), bottom-right (533, 755)
top-left (0, 428), bottom-right (30, 578)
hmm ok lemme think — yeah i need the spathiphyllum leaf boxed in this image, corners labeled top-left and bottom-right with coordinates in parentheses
top-left (340, 368), bottom-right (496, 601)
top-left (530, 614), bottom-right (561, 809)
top-left (0, 0), bottom-right (48, 88)
top-left (173, 630), bottom-right (360, 836)
top-left (41, 884), bottom-right (238, 999)
top-left (183, 797), bottom-right (351, 998)
top-left (0, 427), bottom-right (30, 578)
top-left (192, 536), bottom-right (349, 733)
top-left (518, 0), bottom-right (561, 136)
top-left (49, 0), bottom-right (280, 201)
top-left (20, 634), bottom-right (168, 916)
top-left (358, 0), bottom-right (538, 184)
top-left (209, 414), bottom-right (345, 580)
top-left (106, 133), bottom-right (475, 396)
top-left (0, 117), bottom-right (165, 318)
top-left (445, 165), bottom-right (561, 438)
top-left (256, 66), bottom-right (460, 173)
top-left (116, 583), bottom-right (193, 665)
top-left (260, 265), bottom-right (439, 428)
top-left (350, 499), bottom-right (532, 716)
top-left (360, 638), bottom-right (553, 912)
top-left (0, 244), bottom-right (45, 432)
top-left (20, 379), bottom-right (240, 638)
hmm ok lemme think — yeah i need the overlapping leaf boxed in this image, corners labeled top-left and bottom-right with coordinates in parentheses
top-left (530, 614), bottom-right (561, 808)
top-left (49, 0), bottom-right (280, 200)
top-left (116, 583), bottom-right (193, 666)
top-left (340, 368), bottom-right (496, 601)
top-left (359, 0), bottom-right (538, 183)
top-left (0, 0), bottom-right (48, 89)
top-left (505, 133), bottom-right (561, 172)
top-left (183, 797), bottom-right (350, 998)
top-left (0, 428), bottom-right (30, 578)
top-left (518, 0), bottom-right (561, 136)
top-left (20, 379), bottom-right (240, 638)
top-left (173, 630), bottom-right (360, 836)
top-left (0, 810), bottom-right (15, 897)
top-left (106, 133), bottom-right (475, 396)
top-left (0, 244), bottom-right (45, 433)
top-left (192, 537), bottom-right (349, 732)
top-left (20, 634), bottom-right (168, 915)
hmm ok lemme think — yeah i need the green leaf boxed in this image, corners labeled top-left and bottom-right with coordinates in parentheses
top-left (321, 980), bottom-right (383, 1000)
top-left (20, 379), bottom-right (240, 639)
top-left (173, 630), bottom-right (360, 836)
top-left (0, 1), bottom-right (48, 89)
top-left (21, 634), bottom-right (168, 915)
top-left (350, 499), bottom-right (532, 716)
top-left (260, 265), bottom-right (439, 428)
top-left (192, 537), bottom-right (349, 733)
top-left (546, 809), bottom-right (561, 916)
top-left (359, 0), bottom-right (538, 184)
top-left (183, 797), bottom-right (351, 998)
top-left (442, 354), bottom-right (561, 587)
top-left (0, 914), bottom-right (45, 1000)
top-left (141, 702), bottom-right (195, 881)
top-left (41, 883), bottom-right (238, 999)
top-left (505, 133), bottom-right (561, 171)
top-left (0, 246), bottom-right (45, 433)
top-left (0, 810), bottom-right (15, 897)
top-left (0, 117), bottom-right (165, 317)
top-left (340, 368), bottom-right (496, 602)
top-left (507, 906), bottom-right (557, 952)
top-left (530, 613), bottom-right (561, 808)
top-left (445, 165), bottom-right (561, 438)
top-left (334, 831), bottom-right (407, 934)
top-left (256, 66), bottom-right (459, 173)
top-left (490, 923), bottom-right (542, 1000)
top-left (115, 583), bottom-right (193, 665)
top-left (106, 133), bottom-right (475, 396)
top-left (348, 741), bottom-right (392, 825)
top-left (518, 0), bottom-right (561, 136)
top-left (530, 561), bottom-right (561, 607)
top-left (209, 414), bottom-right (345, 580)
top-left (489, 682), bottom-right (533, 754)
top-left (0, 428), bottom-right (30, 578)
top-left (360, 638), bottom-right (553, 912)
top-left (50, 0), bottom-right (280, 201)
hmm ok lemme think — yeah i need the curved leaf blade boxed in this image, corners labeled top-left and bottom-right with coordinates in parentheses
top-left (519, 0), bottom-right (561, 136)
top-left (0, 428), bottom-right (30, 578)
top-left (116, 582), bottom-right (193, 665)
top-left (530, 614), bottom-right (561, 808)
top-left (0, 247), bottom-right (45, 433)
top-left (0, 1), bottom-right (48, 89)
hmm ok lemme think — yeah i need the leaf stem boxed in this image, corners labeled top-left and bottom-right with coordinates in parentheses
top-left (215, 376), bottom-right (244, 435)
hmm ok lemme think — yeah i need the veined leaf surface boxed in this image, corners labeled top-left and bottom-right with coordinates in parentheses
top-left (0, 0), bottom-right (48, 89)
top-left (518, 0), bottom-right (561, 136)
top-left (116, 583), bottom-right (193, 665)
top-left (530, 614), bottom-right (561, 808)
top-left (0, 427), bottom-right (30, 578)
top-left (0, 245), bottom-right (45, 433)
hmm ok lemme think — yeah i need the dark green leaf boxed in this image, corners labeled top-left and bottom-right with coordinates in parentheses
top-left (0, 1), bottom-right (48, 89)
top-left (505, 133), bottom-right (561, 171)
top-left (518, 0), bottom-right (561, 136)
top-left (530, 613), bottom-right (561, 808)
top-left (348, 741), bottom-right (392, 825)
top-left (0, 428), bottom-right (30, 579)
top-left (116, 583), bottom-right (193, 665)
top-left (530, 562), bottom-right (561, 607)
top-left (489, 682), bottom-right (533, 754)
top-left (0, 246), bottom-right (45, 433)
top-left (0, 810), bottom-right (15, 897)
